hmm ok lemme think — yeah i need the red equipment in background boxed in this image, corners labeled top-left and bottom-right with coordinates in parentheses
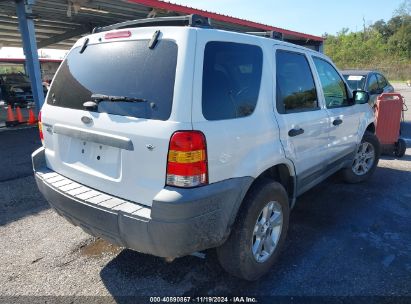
top-left (375, 93), bottom-right (407, 157)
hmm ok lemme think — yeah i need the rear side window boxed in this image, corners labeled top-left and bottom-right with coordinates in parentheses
top-left (313, 57), bottom-right (349, 108)
top-left (202, 42), bottom-right (263, 120)
top-left (47, 40), bottom-right (178, 121)
top-left (377, 74), bottom-right (388, 88)
top-left (276, 50), bottom-right (318, 113)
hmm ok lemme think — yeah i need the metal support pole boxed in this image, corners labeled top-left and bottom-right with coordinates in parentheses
top-left (15, 0), bottom-right (43, 114)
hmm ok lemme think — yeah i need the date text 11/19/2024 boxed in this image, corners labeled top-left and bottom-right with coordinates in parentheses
top-left (149, 296), bottom-right (258, 303)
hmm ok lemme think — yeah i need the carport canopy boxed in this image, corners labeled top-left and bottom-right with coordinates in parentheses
top-left (0, 0), bottom-right (324, 112)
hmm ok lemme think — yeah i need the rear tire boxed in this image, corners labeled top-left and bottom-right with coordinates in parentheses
top-left (342, 131), bottom-right (380, 183)
top-left (216, 179), bottom-right (289, 281)
top-left (394, 138), bottom-right (406, 158)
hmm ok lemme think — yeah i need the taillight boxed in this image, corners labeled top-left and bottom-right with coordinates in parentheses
top-left (38, 111), bottom-right (44, 145)
top-left (166, 131), bottom-right (208, 188)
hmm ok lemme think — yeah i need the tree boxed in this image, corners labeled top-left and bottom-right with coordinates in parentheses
top-left (372, 19), bottom-right (390, 41)
top-left (324, 0), bottom-right (411, 80)
top-left (394, 0), bottom-right (411, 16)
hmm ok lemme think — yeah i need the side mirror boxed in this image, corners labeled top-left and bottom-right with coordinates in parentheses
top-left (353, 90), bottom-right (370, 104)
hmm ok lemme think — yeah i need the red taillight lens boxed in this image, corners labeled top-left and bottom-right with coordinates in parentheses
top-left (38, 111), bottom-right (44, 144)
top-left (166, 131), bottom-right (208, 188)
top-left (104, 30), bottom-right (131, 39)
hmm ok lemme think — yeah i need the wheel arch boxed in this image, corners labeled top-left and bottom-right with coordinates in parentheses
top-left (357, 106), bottom-right (376, 141)
top-left (366, 122), bottom-right (376, 134)
top-left (248, 162), bottom-right (296, 208)
top-left (223, 161), bottom-right (296, 242)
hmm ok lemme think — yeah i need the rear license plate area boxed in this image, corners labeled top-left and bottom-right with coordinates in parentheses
top-left (59, 137), bottom-right (121, 179)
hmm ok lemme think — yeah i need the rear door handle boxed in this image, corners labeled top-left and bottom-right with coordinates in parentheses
top-left (333, 118), bottom-right (343, 126)
top-left (288, 128), bottom-right (304, 137)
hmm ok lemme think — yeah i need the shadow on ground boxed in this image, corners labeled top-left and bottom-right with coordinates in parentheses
top-left (0, 175), bottom-right (49, 226)
top-left (100, 165), bottom-right (411, 298)
top-left (0, 127), bottom-right (41, 182)
top-left (400, 121), bottom-right (411, 139)
top-left (0, 127), bottom-right (48, 226)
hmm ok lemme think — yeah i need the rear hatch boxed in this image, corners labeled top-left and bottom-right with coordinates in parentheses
top-left (41, 28), bottom-right (195, 206)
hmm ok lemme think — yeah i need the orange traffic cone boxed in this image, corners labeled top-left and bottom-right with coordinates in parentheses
top-left (16, 106), bottom-right (26, 124)
top-left (5, 106), bottom-right (18, 127)
top-left (27, 107), bottom-right (37, 125)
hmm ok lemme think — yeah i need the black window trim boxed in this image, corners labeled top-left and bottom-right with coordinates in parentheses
top-left (312, 55), bottom-right (353, 109)
top-left (363, 73), bottom-right (370, 91)
top-left (275, 49), bottom-right (321, 115)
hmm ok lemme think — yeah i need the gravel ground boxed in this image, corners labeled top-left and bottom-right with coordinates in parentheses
top-left (0, 84), bottom-right (410, 300)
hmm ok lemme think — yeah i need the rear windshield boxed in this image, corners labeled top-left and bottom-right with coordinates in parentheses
top-left (47, 40), bottom-right (178, 121)
top-left (343, 74), bottom-right (366, 91)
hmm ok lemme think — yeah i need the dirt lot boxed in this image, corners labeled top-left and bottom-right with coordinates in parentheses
top-left (0, 84), bottom-right (410, 301)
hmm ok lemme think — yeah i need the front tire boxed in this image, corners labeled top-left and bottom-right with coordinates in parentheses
top-left (342, 131), bottom-right (380, 183)
top-left (216, 179), bottom-right (289, 281)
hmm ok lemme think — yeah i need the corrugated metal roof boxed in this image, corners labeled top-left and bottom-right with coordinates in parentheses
top-left (0, 0), bottom-right (323, 50)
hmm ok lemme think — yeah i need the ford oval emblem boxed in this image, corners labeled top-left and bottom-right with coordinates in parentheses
top-left (81, 116), bottom-right (93, 124)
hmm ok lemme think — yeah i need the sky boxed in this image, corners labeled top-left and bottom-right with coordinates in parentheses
top-left (0, 0), bottom-right (405, 58)
top-left (170, 0), bottom-right (404, 36)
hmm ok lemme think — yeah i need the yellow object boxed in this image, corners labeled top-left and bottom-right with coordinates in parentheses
top-left (168, 150), bottom-right (205, 163)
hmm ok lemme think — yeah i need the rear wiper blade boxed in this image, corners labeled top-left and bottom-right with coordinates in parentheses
top-left (84, 94), bottom-right (154, 111)
top-left (90, 94), bottom-right (147, 103)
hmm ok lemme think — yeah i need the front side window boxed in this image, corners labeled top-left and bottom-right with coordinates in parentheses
top-left (276, 50), bottom-right (318, 113)
top-left (367, 74), bottom-right (379, 93)
top-left (202, 42), bottom-right (263, 120)
top-left (313, 57), bottom-right (348, 108)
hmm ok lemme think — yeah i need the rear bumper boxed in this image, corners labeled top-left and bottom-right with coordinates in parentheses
top-left (32, 147), bottom-right (252, 258)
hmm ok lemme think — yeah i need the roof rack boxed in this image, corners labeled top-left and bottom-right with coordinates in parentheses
top-left (246, 31), bottom-right (283, 40)
top-left (93, 14), bottom-right (211, 33)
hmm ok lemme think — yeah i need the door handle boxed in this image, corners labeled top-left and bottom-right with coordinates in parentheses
top-left (288, 128), bottom-right (304, 137)
top-left (333, 118), bottom-right (343, 126)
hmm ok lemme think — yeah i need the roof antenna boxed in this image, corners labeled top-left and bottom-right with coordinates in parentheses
top-left (148, 30), bottom-right (160, 49)
top-left (79, 38), bottom-right (89, 54)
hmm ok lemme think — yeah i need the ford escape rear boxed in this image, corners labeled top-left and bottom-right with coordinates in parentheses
top-left (33, 15), bottom-right (379, 280)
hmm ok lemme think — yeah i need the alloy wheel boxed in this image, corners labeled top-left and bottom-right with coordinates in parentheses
top-left (352, 142), bottom-right (375, 176)
top-left (251, 201), bottom-right (283, 263)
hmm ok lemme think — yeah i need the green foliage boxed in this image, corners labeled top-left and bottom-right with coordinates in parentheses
top-left (324, 0), bottom-right (411, 80)
top-left (0, 64), bottom-right (25, 74)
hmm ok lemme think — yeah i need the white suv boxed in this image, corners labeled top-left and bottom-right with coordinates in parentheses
top-left (32, 15), bottom-right (379, 280)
